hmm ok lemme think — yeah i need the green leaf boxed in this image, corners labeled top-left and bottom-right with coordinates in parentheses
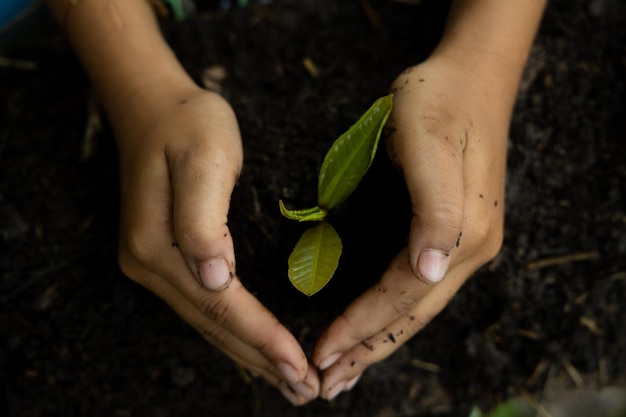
top-left (162, 0), bottom-right (188, 21)
top-left (482, 400), bottom-right (533, 417)
top-left (288, 222), bottom-right (342, 296)
top-left (486, 403), bottom-right (517, 417)
top-left (468, 407), bottom-right (483, 417)
top-left (279, 200), bottom-right (327, 222)
top-left (317, 94), bottom-right (393, 209)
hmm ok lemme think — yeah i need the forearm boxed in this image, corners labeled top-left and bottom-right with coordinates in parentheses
top-left (44, 0), bottom-right (197, 133)
top-left (433, 0), bottom-right (547, 109)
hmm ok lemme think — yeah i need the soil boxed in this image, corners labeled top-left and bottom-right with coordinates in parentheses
top-left (1, 0), bottom-right (625, 416)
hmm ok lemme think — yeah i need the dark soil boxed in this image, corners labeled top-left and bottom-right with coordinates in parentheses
top-left (1, 1), bottom-right (625, 416)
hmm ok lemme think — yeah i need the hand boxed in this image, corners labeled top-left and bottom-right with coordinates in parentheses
top-left (313, 56), bottom-right (508, 400)
top-left (114, 86), bottom-right (319, 405)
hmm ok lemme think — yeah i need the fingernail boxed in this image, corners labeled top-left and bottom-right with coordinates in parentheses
top-left (318, 352), bottom-right (342, 371)
top-left (345, 373), bottom-right (362, 390)
top-left (417, 249), bottom-right (450, 283)
top-left (288, 381), bottom-right (316, 400)
top-left (277, 362), bottom-right (301, 385)
top-left (278, 384), bottom-right (299, 405)
top-left (199, 257), bottom-right (231, 290)
top-left (326, 381), bottom-right (346, 401)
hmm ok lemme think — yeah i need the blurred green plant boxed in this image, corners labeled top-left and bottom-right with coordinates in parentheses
top-left (469, 400), bottom-right (532, 417)
top-left (161, 0), bottom-right (188, 20)
top-left (469, 387), bottom-right (626, 417)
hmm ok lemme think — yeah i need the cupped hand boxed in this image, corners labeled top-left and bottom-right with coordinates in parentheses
top-left (313, 56), bottom-right (510, 400)
top-left (114, 86), bottom-right (318, 405)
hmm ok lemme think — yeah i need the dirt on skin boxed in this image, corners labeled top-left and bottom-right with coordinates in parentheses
top-left (1, 0), bottom-right (625, 416)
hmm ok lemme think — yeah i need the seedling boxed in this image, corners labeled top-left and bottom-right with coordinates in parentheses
top-left (280, 94), bottom-right (393, 295)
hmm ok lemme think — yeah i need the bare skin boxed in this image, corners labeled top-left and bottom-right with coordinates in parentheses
top-left (44, 0), bottom-right (546, 405)
top-left (312, 0), bottom-right (547, 400)
top-left (44, 0), bottom-right (318, 405)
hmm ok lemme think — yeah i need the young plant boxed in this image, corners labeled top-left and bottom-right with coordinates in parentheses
top-left (280, 94), bottom-right (393, 295)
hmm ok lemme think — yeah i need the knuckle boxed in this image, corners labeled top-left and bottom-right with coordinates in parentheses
top-left (251, 338), bottom-right (271, 354)
top-left (334, 313), bottom-right (357, 336)
top-left (429, 201), bottom-right (464, 228)
top-left (463, 214), bottom-right (504, 263)
top-left (405, 313), bottom-right (432, 336)
top-left (390, 290), bottom-right (419, 316)
top-left (332, 314), bottom-right (367, 345)
top-left (390, 115), bottom-right (464, 165)
top-left (414, 202), bottom-right (464, 243)
top-left (198, 294), bottom-right (232, 326)
top-left (176, 224), bottom-right (209, 252)
top-left (123, 228), bottom-right (156, 263)
top-left (118, 227), bottom-right (160, 282)
top-left (414, 111), bottom-right (463, 152)
top-left (176, 221), bottom-right (228, 255)
top-left (205, 143), bottom-right (242, 172)
top-left (378, 258), bottom-right (423, 314)
top-left (197, 323), bottom-right (231, 351)
top-left (482, 226), bottom-right (504, 262)
top-left (117, 248), bottom-right (140, 283)
top-left (243, 326), bottom-right (274, 354)
top-left (178, 141), bottom-right (241, 181)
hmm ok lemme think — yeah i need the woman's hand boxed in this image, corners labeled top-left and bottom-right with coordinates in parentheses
top-left (313, 56), bottom-right (509, 400)
top-left (115, 86), bottom-right (318, 405)
top-left (43, 0), bottom-right (319, 403)
top-left (312, 0), bottom-right (546, 399)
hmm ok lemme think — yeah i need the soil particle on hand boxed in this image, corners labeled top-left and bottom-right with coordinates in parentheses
top-left (1, 0), bottom-right (625, 416)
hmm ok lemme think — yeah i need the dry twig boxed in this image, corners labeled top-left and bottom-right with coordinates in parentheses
top-left (526, 250), bottom-right (599, 270)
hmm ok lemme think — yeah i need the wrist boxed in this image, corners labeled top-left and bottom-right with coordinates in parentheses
top-left (104, 69), bottom-right (200, 140)
top-left (417, 51), bottom-right (519, 116)
top-left (428, 0), bottom-right (546, 105)
top-left (429, 44), bottom-right (523, 112)
top-left (48, 0), bottom-right (200, 137)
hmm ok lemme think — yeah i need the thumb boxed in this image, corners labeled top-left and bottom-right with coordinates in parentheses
top-left (388, 115), bottom-right (465, 284)
top-left (168, 134), bottom-right (243, 290)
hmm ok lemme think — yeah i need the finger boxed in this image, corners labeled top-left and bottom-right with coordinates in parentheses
top-left (166, 114), bottom-right (243, 290)
top-left (120, 189), bottom-right (309, 385)
top-left (283, 365), bottom-right (320, 405)
top-left (386, 95), bottom-right (466, 283)
top-left (318, 259), bottom-right (475, 400)
top-left (123, 261), bottom-right (277, 374)
top-left (323, 372), bottom-right (362, 402)
top-left (269, 364), bottom-right (320, 405)
top-left (167, 176), bottom-right (311, 380)
top-left (119, 125), bottom-right (309, 384)
top-left (314, 243), bottom-right (478, 372)
top-left (314, 248), bottom-right (431, 370)
top-left (123, 260), bottom-right (319, 402)
top-left (159, 252), bottom-right (309, 383)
